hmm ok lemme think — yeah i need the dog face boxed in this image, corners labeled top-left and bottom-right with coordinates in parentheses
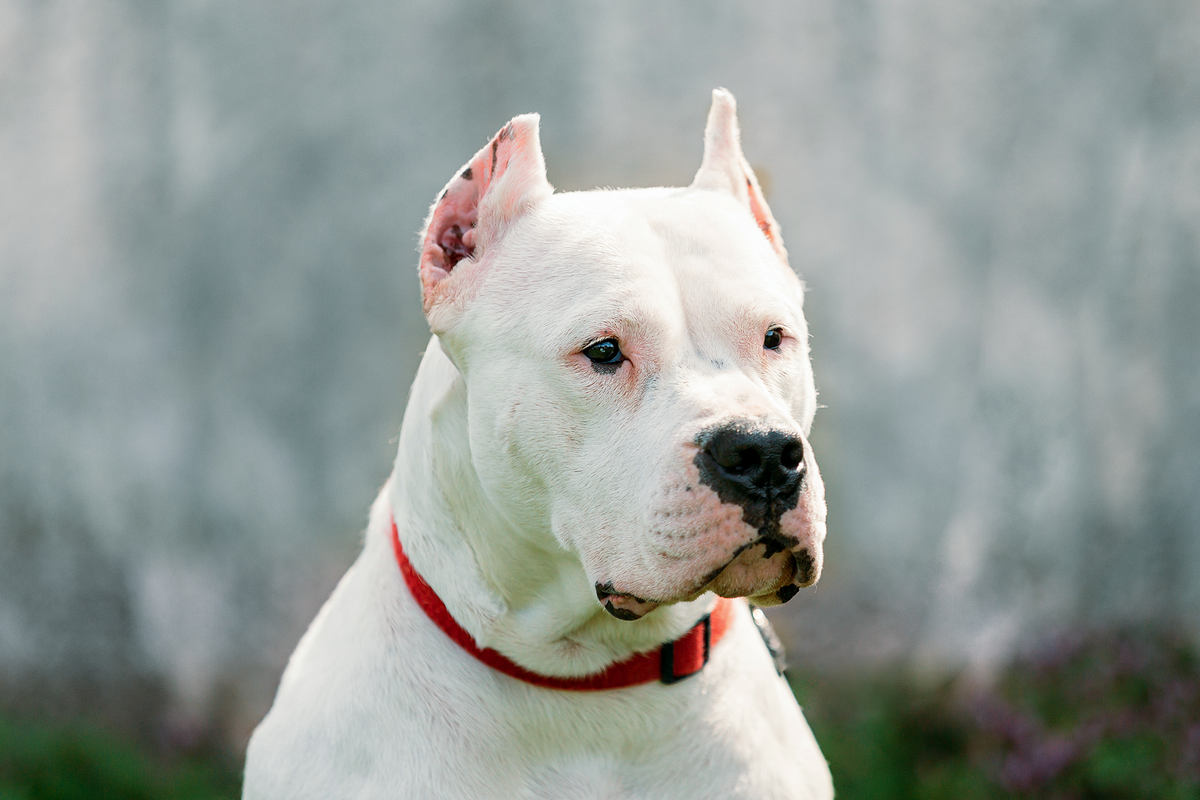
top-left (418, 91), bottom-right (826, 619)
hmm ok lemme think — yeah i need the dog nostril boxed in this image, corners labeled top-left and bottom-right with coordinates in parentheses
top-left (781, 442), bottom-right (803, 472)
top-left (709, 439), bottom-right (761, 475)
top-left (728, 446), bottom-right (760, 475)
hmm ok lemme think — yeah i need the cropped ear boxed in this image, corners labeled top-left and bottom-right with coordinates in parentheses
top-left (690, 89), bottom-right (788, 264)
top-left (419, 114), bottom-right (554, 331)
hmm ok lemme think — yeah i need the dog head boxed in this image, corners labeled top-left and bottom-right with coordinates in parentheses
top-left (417, 89), bottom-right (826, 620)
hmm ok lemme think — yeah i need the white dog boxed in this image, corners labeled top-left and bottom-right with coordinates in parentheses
top-left (243, 89), bottom-right (832, 799)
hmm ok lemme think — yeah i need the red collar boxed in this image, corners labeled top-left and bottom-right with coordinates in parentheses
top-left (390, 517), bottom-right (734, 690)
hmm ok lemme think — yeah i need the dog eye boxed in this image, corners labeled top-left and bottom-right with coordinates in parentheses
top-left (763, 328), bottom-right (784, 350)
top-left (583, 338), bottom-right (624, 365)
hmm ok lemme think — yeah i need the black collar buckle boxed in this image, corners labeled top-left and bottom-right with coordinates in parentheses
top-left (660, 612), bottom-right (713, 684)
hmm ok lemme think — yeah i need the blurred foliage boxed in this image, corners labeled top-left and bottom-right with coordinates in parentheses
top-left (0, 716), bottom-right (238, 800)
top-left (2, 627), bottom-right (1197, 798)
top-left (792, 627), bottom-right (1200, 799)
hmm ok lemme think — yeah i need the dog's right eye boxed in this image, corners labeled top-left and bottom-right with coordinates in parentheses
top-left (582, 338), bottom-right (624, 366)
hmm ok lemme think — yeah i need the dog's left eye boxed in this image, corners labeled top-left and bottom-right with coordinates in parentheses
top-left (763, 328), bottom-right (784, 350)
top-left (583, 338), bottom-right (624, 365)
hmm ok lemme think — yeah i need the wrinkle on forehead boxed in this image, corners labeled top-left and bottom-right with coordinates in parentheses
top-left (641, 197), bottom-right (805, 351)
top-left (464, 187), bottom-right (803, 365)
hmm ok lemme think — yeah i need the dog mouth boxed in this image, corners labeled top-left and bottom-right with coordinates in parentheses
top-left (594, 582), bottom-right (661, 620)
top-left (594, 539), bottom-right (818, 621)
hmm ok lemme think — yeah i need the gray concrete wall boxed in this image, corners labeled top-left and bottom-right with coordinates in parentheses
top-left (2, 0), bottom-right (1198, 744)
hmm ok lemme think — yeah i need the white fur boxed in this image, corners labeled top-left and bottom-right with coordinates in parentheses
top-left (244, 90), bottom-right (833, 799)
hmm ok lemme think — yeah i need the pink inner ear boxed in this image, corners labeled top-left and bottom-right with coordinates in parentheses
top-left (419, 122), bottom-right (523, 302)
top-left (746, 177), bottom-right (775, 243)
top-left (744, 175), bottom-right (787, 262)
top-left (426, 168), bottom-right (482, 276)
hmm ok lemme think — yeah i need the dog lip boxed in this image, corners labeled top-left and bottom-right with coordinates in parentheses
top-left (594, 582), bottom-right (663, 621)
top-left (776, 584), bottom-right (800, 603)
top-left (675, 537), bottom-right (807, 601)
top-left (595, 534), bottom-right (811, 610)
top-left (679, 540), bottom-right (757, 597)
top-left (594, 582), bottom-right (652, 605)
top-left (591, 541), bottom-right (757, 609)
top-left (603, 603), bottom-right (642, 621)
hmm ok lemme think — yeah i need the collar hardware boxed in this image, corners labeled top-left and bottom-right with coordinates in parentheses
top-left (659, 612), bottom-right (712, 684)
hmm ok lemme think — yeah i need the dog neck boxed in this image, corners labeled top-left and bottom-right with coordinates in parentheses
top-left (384, 337), bottom-right (715, 678)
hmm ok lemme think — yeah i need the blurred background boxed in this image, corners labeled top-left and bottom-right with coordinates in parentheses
top-left (2, 0), bottom-right (1198, 796)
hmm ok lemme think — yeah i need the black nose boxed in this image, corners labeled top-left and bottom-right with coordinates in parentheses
top-left (698, 426), bottom-right (806, 505)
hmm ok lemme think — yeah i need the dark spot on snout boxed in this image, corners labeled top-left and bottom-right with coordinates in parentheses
top-left (695, 423), bottom-right (806, 539)
top-left (793, 548), bottom-right (815, 585)
top-left (759, 531), bottom-right (797, 559)
top-left (768, 549), bottom-right (816, 605)
top-left (460, 166), bottom-right (473, 180)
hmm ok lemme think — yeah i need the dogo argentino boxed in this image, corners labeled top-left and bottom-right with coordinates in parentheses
top-left (244, 89), bottom-right (832, 799)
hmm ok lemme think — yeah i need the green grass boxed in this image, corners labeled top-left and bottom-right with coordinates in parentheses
top-left (0, 716), bottom-right (238, 800)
